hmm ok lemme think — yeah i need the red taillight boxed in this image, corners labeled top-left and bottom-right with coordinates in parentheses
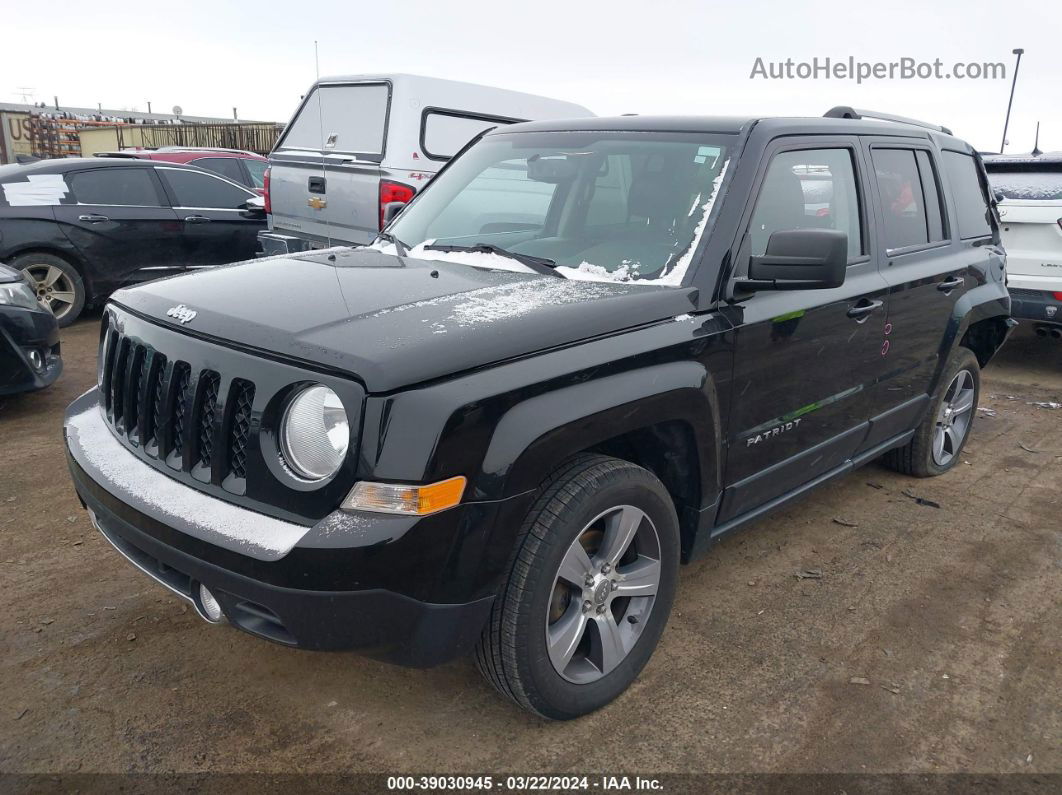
top-left (262, 167), bottom-right (271, 215)
top-left (379, 180), bottom-right (415, 229)
top-left (1053, 291), bottom-right (1062, 302)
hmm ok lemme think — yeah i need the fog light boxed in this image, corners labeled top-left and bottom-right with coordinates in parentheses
top-left (27, 349), bottom-right (44, 370)
top-left (197, 583), bottom-right (224, 623)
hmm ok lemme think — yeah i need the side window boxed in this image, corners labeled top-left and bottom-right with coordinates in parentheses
top-left (422, 111), bottom-right (513, 161)
top-left (70, 168), bottom-right (161, 206)
top-left (941, 151), bottom-right (993, 239)
top-left (159, 168), bottom-right (253, 209)
top-left (749, 148), bottom-right (863, 260)
top-left (872, 149), bottom-right (929, 250)
top-left (190, 157), bottom-right (247, 185)
top-left (915, 151), bottom-right (947, 242)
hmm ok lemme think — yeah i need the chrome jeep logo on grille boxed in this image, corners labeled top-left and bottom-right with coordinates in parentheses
top-left (166, 304), bottom-right (197, 324)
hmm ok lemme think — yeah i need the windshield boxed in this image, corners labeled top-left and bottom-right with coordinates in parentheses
top-left (388, 131), bottom-right (733, 285)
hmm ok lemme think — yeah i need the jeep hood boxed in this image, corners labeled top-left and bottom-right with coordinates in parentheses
top-left (111, 248), bottom-right (699, 392)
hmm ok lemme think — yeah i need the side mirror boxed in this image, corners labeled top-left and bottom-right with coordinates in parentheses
top-left (239, 196), bottom-right (266, 219)
top-left (738, 228), bottom-right (848, 291)
top-left (381, 201), bottom-right (407, 226)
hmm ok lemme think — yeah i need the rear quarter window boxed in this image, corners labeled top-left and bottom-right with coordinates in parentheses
top-left (941, 150), bottom-right (993, 239)
top-left (278, 83), bottom-right (389, 156)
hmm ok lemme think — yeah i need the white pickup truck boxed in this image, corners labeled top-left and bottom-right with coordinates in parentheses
top-left (258, 74), bottom-right (592, 255)
top-left (984, 152), bottom-right (1062, 338)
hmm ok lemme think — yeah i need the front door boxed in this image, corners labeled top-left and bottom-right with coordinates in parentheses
top-left (155, 167), bottom-right (263, 266)
top-left (717, 139), bottom-right (889, 524)
top-left (53, 166), bottom-right (185, 293)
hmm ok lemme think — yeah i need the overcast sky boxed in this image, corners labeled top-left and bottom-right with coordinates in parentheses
top-left (5, 0), bottom-right (1059, 154)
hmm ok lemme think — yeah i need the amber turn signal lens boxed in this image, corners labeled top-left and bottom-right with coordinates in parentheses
top-left (341, 476), bottom-right (467, 516)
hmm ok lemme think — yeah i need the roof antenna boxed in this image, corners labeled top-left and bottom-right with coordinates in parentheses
top-left (313, 40), bottom-right (332, 248)
top-left (1032, 121), bottom-right (1042, 157)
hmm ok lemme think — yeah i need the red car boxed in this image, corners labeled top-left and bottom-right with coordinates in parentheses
top-left (94, 148), bottom-right (268, 194)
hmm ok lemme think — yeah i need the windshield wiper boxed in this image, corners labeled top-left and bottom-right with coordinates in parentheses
top-left (374, 230), bottom-right (408, 257)
top-left (423, 243), bottom-right (565, 279)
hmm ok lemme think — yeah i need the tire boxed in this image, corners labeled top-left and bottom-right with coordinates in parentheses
top-left (883, 346), bottom-right (981, 477)
top-left (475, 454), bottom-right (680, 720)
top-left (12, 252), bottom-right (86, 327)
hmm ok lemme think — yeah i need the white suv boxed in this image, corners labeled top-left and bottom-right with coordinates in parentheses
top-left (984, 153), bottom-right (1062, 338)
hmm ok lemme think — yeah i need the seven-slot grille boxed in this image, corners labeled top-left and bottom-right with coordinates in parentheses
top-left (100, 319), bottom-right (256, 490)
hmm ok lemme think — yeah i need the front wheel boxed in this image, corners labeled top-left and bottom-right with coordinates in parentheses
top-left (13, 252), bottom-right (86, 327)
top-left (884, 346), bottom-right (981, 477)
top-left (475, 454), bottom-right (680, 720)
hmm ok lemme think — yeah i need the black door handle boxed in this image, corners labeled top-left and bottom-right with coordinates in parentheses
top-left (938, 276), bottom-right (964, 292)
top-left (183, 215), bottom-right (211, 224)
top-left (308, 176), bottom-right (326, 194)
top-left (847, 299), bottom-right (884, 321)
top-left (78, 214), bottom-right (109, 223)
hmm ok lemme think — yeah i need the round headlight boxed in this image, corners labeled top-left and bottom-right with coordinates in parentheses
top-left (280, 385), bottom-right (349, 481)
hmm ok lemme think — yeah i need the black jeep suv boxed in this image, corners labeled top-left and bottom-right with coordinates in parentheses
top-left (64, 108), bottom-right (1012, 719)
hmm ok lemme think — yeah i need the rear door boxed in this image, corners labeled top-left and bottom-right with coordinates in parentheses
top-left (269, 81), bottom-right (391, 245)
top-left (53, 166), bottom-right (185, 291)
top-left (718, 138), bottom-right (890, 524)
top-left (866, 141), bottom-right (987, 402)
top-left (155, 166), bottom-right (262, 266)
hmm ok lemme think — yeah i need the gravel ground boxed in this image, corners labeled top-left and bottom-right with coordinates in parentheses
top-left (1, 315), bottom-right (1059, 777)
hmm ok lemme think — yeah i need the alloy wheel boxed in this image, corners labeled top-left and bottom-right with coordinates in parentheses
top-left (933, 369), bottom-right (975, 466)
top-left (545, 505), bottom-right (661, 684)
top-left (24, 264), bottom-right (77, 321)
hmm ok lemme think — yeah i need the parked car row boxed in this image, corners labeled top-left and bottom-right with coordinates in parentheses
top-left (0, 157), bottom-right (265, 326)
top-left (95, 147), bottom-right (269, 194)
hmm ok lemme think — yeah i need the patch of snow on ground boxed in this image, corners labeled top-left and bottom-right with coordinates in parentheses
top-left (67, 406), bottom-right (308, 560)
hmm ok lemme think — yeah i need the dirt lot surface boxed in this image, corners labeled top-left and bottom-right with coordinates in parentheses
top-left (1, 314), bottom-right (1060, 778)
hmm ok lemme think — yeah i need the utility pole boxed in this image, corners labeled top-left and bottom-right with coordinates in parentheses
top-left (1000, 48), bottom-right (1024, 153)
top-left (147, 100), bottom-right (152, 114)
top-left (233, 107), bottom-right (238, 122)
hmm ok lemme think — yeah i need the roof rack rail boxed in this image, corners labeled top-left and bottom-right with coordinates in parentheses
top-left (824, 106), bottom-right (953, 136)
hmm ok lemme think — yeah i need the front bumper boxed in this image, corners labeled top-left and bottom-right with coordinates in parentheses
top-left (65, 396), bottom-right (502, 666)
top-left (0, 304), bottom-right (62, 395)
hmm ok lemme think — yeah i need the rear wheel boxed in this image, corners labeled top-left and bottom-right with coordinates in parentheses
top-left (475, 454), bottom-right (679, 719)
top-left (13, 252), bottom-right (85, 327)
top-left (884, 347), bottom-right (980, 477)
